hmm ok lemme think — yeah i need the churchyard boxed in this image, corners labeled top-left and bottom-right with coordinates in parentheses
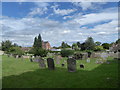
top-left (2, 51), bottom-right (119, 88)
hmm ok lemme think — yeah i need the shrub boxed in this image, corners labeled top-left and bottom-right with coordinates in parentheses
top-left (32, 48), bottom-right (48, 57)
top-left (60, 49), bottom-right (74, 57)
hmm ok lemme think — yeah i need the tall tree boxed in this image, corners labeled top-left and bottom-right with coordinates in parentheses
top-left (84, 37), bottom-right (95, 50)
top-left (77, 42), bottom-right (81, 48)
top-left (33, 37), bottom-right (37, 48)
top-left (37, 34), bottom-right (42, 48)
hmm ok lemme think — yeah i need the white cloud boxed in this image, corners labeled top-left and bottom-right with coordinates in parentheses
top-left (73, 2), bottom-right (107, 11)
top-left (53, 8), bottom-right (76, 16)
top-left (28, 2), bottom-right (49, 17)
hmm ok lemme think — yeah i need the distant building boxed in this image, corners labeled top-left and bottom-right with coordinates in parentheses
top-left (42, 41), bottom-right (51, 50)
top-left (21, 47), bottom-right (31, 52)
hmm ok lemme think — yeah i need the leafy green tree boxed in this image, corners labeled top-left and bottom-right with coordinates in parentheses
top-left (1, 40), bottom-right (12, 51)
top-left (84, 37), bottom-right (95, 50)
top-left (9, 47), bottom-right (24, 57)
top-left (94, 46), bottom-right (104, 51)
top-left (81, 43), bottom-right (86, 51)
top-left (102, 43), bottom-right (110, 49)
top-left (72, 43), bottom-right (78, 50)
top-left (32, 48), bottom-right (48, 57)
top-left (61, 49), bottom-right (74, 57)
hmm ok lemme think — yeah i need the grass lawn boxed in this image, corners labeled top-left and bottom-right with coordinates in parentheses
top-left (2, 55), bottom-right (119, 88)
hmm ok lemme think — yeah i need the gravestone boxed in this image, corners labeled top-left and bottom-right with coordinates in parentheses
top-left (67, 58), bottom-right (76, 72)
top-left (38, 57), bottom-right (46, 69)
top-left (54, 55), bottom-right (61, 64)
top-left (82, 53), bottom-right (88, 60)
top-left (86, 58), bottom-right (90, 63)
top-left (47, 58), bottom-right (55, 70)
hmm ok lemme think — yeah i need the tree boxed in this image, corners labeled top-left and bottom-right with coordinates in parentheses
top-left (33, 37), bottom-right (37, 48)
top-left (61, 42), bottom-right (71, 48)
top-left (84, 37), bottom-right (95, 50)
top-left (33, 34), bottom-right (42, 48)
top-left (9, 47), bottom-right (24, 57)
top-left (72, 43), bottom-right (78, 50)
top-left (32, 34), bottom-right (48, 57)
top-left (61, 49), bottom-right (74, 57)
top-left (81, 43), bottom-right (86, 51)
top-left (95, 41), bottom-right (101, 46)
top-left (94, 46), bottom-right (104, 51)
top-left (1, 40), bottom-right (12, 51)
top-left (31, 48), bottom-right (48, 57)
top-left (116, 39), bottom-right (120, 44)
top-left (77, 42), bottom-right (81, 48)
top-left (102, 43), bottom-right (110, 49)
top-left (37, 34), bottom-right (42, 48)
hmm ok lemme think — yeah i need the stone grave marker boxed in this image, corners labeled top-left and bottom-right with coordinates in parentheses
top-left (47, 58), bottom-right (55, 70)
top-left (38, 57), bottom-right (46, 69)
top-left (67, 58), bottom-right (76, 72)
top-left (86, 58), bottom-right (90, 63)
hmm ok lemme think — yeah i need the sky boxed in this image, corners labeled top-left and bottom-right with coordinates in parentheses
top-left (1, 2), bottom-right (119, 47)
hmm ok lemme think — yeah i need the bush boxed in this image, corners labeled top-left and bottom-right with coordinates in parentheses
top-left (9, 47), bottom-right (24, 57)
top-left (94, 46), bottom-right (104, 51)
top-left (32, 48), bottom-right (48, 57)
top-left (60, 49), bottom-right (74, 57)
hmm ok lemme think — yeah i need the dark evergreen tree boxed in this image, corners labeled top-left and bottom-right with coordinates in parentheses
top-left (37, 34), bottom-right (42, 48)
top-left (77, 42), bottom-right (81, 48)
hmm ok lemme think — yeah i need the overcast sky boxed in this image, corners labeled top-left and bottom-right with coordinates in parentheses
top-left (1, 2), bottom-right (119, 47)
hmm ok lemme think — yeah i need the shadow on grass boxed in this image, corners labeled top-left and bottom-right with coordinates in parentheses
top-left (2, 59), bottom-right (119, 88)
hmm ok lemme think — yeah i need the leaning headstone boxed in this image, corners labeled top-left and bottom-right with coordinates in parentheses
top-left (47, 58), bottom-right (55, 70)
top-left (67, 58), bottom-right (76, 72)
top-left (38, 57), bottom-right (46, 69)
top-left (86, 58), bottom-right (90, 63)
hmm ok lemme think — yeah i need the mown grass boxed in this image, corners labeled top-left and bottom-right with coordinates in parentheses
top-left (2, 55), bottom-right (119, 88)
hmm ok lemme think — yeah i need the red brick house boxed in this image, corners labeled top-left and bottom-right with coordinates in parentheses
top-left (42, 41), bottom-right (51, 50)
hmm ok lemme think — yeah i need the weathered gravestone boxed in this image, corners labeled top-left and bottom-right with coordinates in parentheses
top-left (86, 58), bottom-right (90, 63)
top-left (47, 58), bottom-right (55, 70)
top-left (82, 53), bottom-right (88, 60)
top-left (38, 57), bottom-right (46, 69)
top-left (67, 58), bottom-right (76, 72)
top-left (54, 55), bottom-right (62, 64)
